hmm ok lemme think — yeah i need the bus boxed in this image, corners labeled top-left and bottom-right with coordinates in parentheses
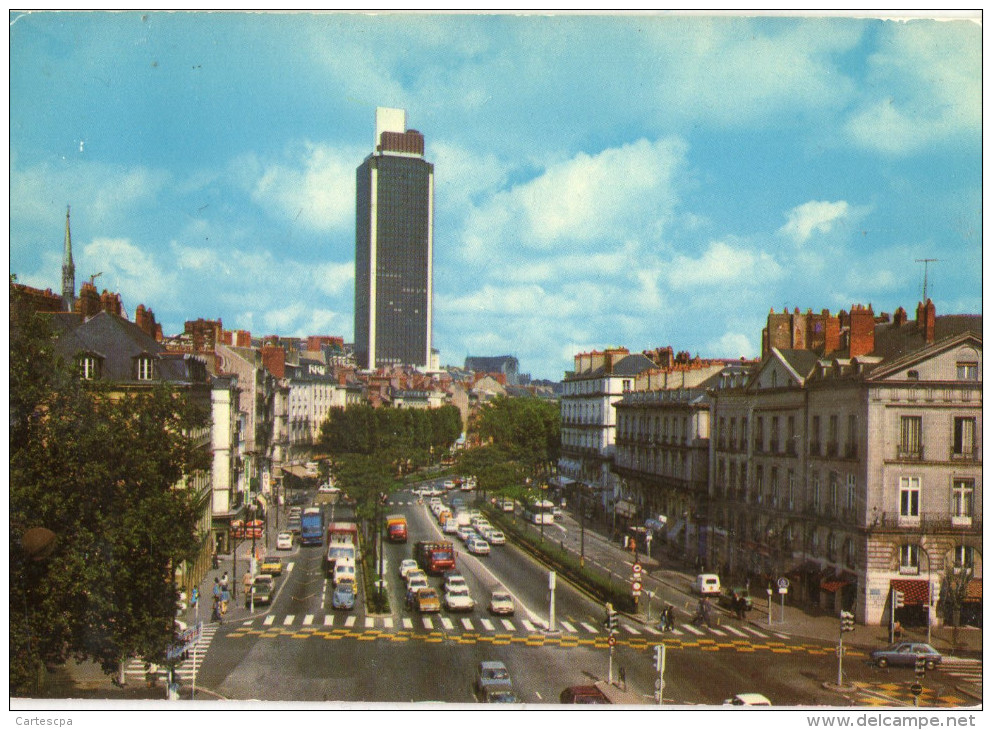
top-left (300, 507), bottom-right (324, 546)
top-left (523, 500), bottom-right (555, 525)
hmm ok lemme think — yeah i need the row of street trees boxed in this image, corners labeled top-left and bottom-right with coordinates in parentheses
top-left (10, 286), bottom-right (208, 695)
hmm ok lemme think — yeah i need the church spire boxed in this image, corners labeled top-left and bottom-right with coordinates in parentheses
top-left (61, 206), bottom-right (75, 312)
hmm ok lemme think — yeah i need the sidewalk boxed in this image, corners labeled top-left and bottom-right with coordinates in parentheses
top-left (550, 507), bottom-right (983, 659)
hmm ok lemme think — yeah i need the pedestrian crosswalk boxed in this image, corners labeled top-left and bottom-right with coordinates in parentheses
top-left (123, 622), bottom-right (219, 686)
top-left (239, 612), bottom-right (789, 641)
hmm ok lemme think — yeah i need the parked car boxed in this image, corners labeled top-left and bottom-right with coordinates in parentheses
top-left (331, 582), bottom-right (356, 610)
top-left (560, 685), bottom-right (610, 704)
top-left (723, 693), bottom-right (772, 706)
top-left (467, 537), bottom-right (490, 555)
top-left (871, 642), bottom-right (942, 670)
top-left (398, 559), bottom-right (419, 579)
top-left (444, 585), bottom-right (475, 612)
top-left (276, 531), bottom-right (294, 550)
top-left (260, 556), bottom-right (283, 576)
top-left (489, 590), bottom-right (515, 616)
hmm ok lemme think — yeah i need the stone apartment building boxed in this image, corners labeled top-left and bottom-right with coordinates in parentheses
top-left (708, 303), bottom-right (982, 626)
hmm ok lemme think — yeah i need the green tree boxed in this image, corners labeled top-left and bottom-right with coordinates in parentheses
top-left (475, 396), bottom-right (560, 477)
top-left (9, 286), bottom-right (207, 695)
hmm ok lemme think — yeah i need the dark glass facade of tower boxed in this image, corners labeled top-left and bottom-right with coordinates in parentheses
top-left (354, 136), bottom-right (433, 369)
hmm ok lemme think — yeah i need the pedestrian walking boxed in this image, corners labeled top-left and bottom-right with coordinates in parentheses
top-left (211, 597), bottom-right (223, 624)
top-left (221, 571), bottom-right (229, 591)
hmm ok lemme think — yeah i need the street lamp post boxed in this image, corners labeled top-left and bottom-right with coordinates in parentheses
top-left (580, 489), bottom-right (586, 568)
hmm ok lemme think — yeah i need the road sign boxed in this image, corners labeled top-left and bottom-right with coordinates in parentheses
top-left (608, 635), bottom-right (617, 647)
top-left (777, 577), bottom-right (790, 589)
top-left (632, 581), bottom-right (642, 592)
top-left (632, 563), bottom-right (643, 575)
top-left (778, 587), bottom-right (788, 594)
top-left (909, 682), bottom-right (923, 697)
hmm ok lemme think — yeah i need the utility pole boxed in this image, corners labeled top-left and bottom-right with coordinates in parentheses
top-left (655, 643), bottom-right (666, 705)
top-left (915, 258), bottom-right (939, 302)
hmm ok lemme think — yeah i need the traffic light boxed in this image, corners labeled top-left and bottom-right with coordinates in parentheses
top-left (893, 590), bottom-right (905, 609)
top-left (840, 611), bottom-right (855, 632)
top-left (914, 655), bottom-right (927, 680)
top-left (604, 602), bottom-right (619, 632)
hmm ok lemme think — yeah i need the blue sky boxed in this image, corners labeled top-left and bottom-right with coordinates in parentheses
top-left (10, 11), bottom-right (982, 380)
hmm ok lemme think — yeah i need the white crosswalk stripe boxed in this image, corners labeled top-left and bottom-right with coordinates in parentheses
top-left (624, 624), bottom-right (641, 635)
top-left (440, 617), bottom-right (454, 630)
top-left (708, 627), bottom-right (726, 636)
top-left (422, 617), bottom-right (434, 630)
top-left (323, 615), bottom-right (334, 626)
top-left (383, 618), bottom-right (394, 629)
top-left (501, 619), bottom-right (515, 631)
top-left (480, 618), bottom-right (495, 631)
top-left (461, 618), bottom-right (473, 631)
top-left (643, 626), bottom-right (661, 635)
top-left (286, 562), bottom-right (295, 573)
top-left (772, 632), bottom-right (790, 640)
top-left (283, 615), bottom-right (295, 626)
top-left (580, 622), bottom-right (599, 633)
top-left (124, 623), bottom-right (219, 685)
top-left (364, 617), bottom-right (375, 628)
top-left (344, 615), bottom-right (356, 628)
top-left (559, 621), bottom-right (577, 633)
top-left (722, 625), bottom-right (749, 637)
top-left (742, 626), bottom-right (768, 638)
top-left (303, 614), bottom-right (314, 626)
top-left (522, 619), bottom-right (537, 632)
top-left (402, 618), bottom-right (414, 629)
top-left (263, 615), bottom-right (275, 626)
top-left (681, 623), bottom-right (705, 635)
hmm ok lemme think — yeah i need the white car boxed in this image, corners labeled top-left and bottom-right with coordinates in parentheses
top-left (443, 519), bottom-right (459, 534)
top-left (444, 574), bottom-right (468, 592)
top-left (485, 530), bottom-right (505, 545)
top-left (723, 693), bottom-right (772, 706)
top-left (276, 531), bottom-right (294, 550)
top-left (456, 526), bottom-right (477, 543)
top-left (333, 561), bottom-right (357, 586)
top-left (398, 559), bottom-right (419, 579)
top-left (443, 480), bottom-right (455, 490)
top-left (467, 537), bottom-right (490, 555)
top-left (444, 585), bottom-right (475, 612)
top-left (406, 575), bottom-right (429, 593)
top-left (489, 590), bottom-right (515, 616)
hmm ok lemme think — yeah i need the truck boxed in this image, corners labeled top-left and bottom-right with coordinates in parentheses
top-left (326, 521), bottom-right (359, 546)
top-left (414, 540), bottom-right (456, 575)
top-left (386, 514), bottom-right (408, 543)
top-left (300, 507), bottom-right (324, 547)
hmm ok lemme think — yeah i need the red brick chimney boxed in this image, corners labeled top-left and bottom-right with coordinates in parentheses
top-left (893, 306), bottom-right (908, 326)
top-left (75, 281), bottom-right (101, 319)
top-left (261, 345), bottom-right (286, 378)
top-left (848, 304), bottom-right (876, 358)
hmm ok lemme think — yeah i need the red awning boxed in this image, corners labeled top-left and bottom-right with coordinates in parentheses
top-left (965, 578), bottom-right (982, 602)
top-left (820, 579), bottom-right (849, 593)
top-left (890, 579), bottom-right (930, 606)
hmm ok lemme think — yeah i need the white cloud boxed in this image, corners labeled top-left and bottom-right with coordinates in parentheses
top-left (778, 200), bottom-right (850, 244)
top-left (667, 239), bottom-right (785, 290)
top-left (82, 237), bottom-right (178, 309)
top-left (248, 142), bottom-right (363, 232)
top-left (706, 331), bottom-right (757, 359)
top-left (462, 137), bottom-right (686, 257)
top-left (311, 261), bottom-right (354, 298)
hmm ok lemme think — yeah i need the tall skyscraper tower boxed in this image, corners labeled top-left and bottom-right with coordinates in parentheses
top-left (354, 107), bottom-right (434, 370)
top-left (61, 206), bottom-right (75, 312)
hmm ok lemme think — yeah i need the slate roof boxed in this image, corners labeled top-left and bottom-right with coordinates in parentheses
top-left (776, 348), bottom-right (821, 379)
top-left (871, 315), bottom-right (982, 361)
top-left (574, 353), bottom-right (658, 378)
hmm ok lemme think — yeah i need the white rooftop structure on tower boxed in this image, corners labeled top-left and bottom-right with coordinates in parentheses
top-left (375, 107), bottom-right (407, 147)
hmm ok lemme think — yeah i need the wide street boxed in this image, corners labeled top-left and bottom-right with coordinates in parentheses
top-left (180, 478), bottom-right (978, 706)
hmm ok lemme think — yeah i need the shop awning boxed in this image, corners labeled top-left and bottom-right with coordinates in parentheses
top-left (965, 578), bottom-right (982, 602)
top-left (890, 579), bottom-right (930, 606)
top-left (549, 476), bottom-right (575, 488)
top-left (820, 578), bottom-right (849, 593)
top-left (614, 500), bottom-right (637, 518)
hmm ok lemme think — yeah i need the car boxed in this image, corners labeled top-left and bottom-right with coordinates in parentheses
top-left (443, 480), bottom-right (455, 490)
top-left (276, 531), bottom-right (294, 550)
top-left (560, 685), bottom-right (610, 704)
top-left (471, 516), bottom-right (492, 530)
top-left (481, 687), bottom-right (520, 703)
top-left (249, 575), bottom-right (274, 606)
top-left (489, 590), bottom-right (515, 616)
top-left (318, 482), bottom-right (341, 494)
top-left (693, 573), bottom-right (721, 595)
top-left (443, 571), bottom-right (467, 589)
top-left (415, 588), bottom-right (441, 613)
top-left (406, 568), bottom-right (427, 584)
top-left (260, 556), bottom-right (283, 576)
top-left (870, 642), bottom-right (942, 670)
top-left (469, 509), bottom-right (482, 520)
top-left (723, 693), bottom-right (772, 706)
top-left (485, 529), bottom-right (505, 545)
top-left (406, 575), bottom-right (429, 594)
top-left (475, 660), bottom-right (513, 695)
top-left (499, 499), bottom-right (515, 513)
top-left (467, 537), bottom-right (490, 555)
top-left (331, 582), bottom-right (356, 610)
top-left (456, 525), bottom-right (477, 542)
top-left (333, 561), bottom-right (357, 586)
top-left (552, 506), bottom-right (562, 519)
top-left (398, 559), bottom-right (419, 579)
top-left (720, 586), bottom-right (753, 611)
top-left (442, 519), bottom-right (459, 535)
top-left (444, 585), bottom-right (475, 612)
top-left (289, 506), bottom-right (303, 517)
